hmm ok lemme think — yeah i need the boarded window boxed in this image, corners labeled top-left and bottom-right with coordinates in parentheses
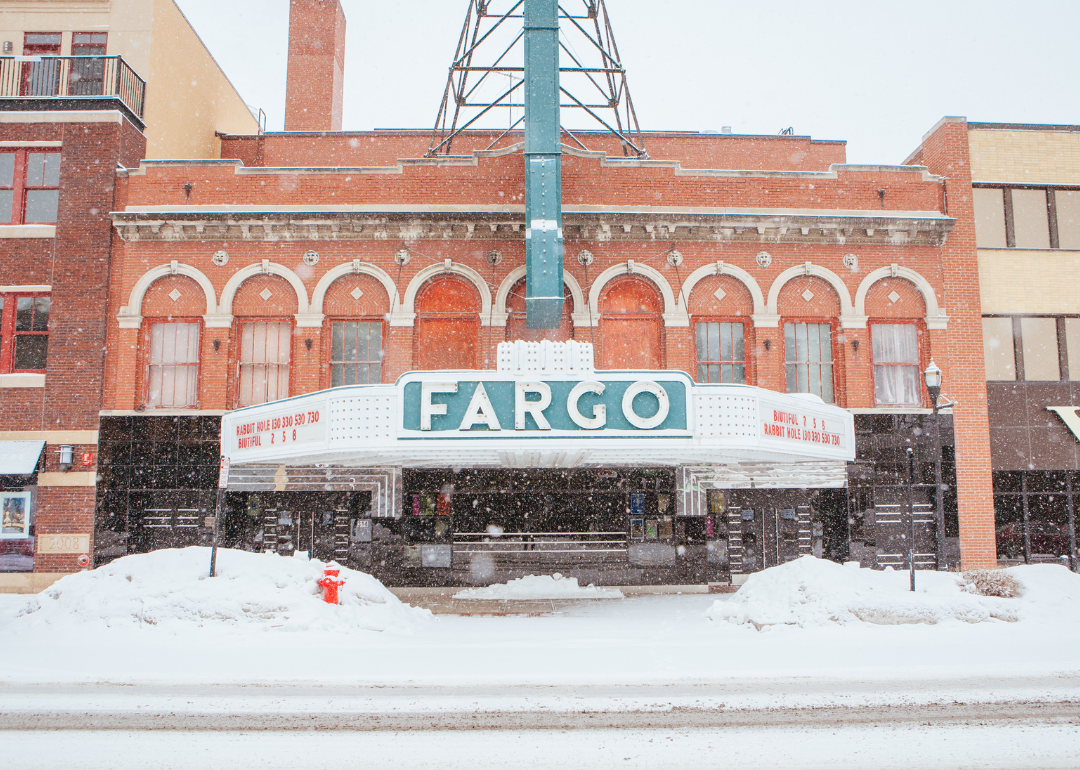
top-left (238, 321), bottom-right (291, 406)
top-left (1056, 190), bottom-right (1080, 251)
top-left (147, 322), bottom-right (199, 408)
top-left (1020, 317), bottom-right (1060, 381)
top-left (1012, 189), bottom-right (1050, 249)
top-left (600, 278), bottom-right (662, 369)
top-left (330, 321), bottom-right (382, 386)
top-left (415, 277), bottom-right (480, 370)
top-left (784, 322), bottom-right (833, 402)
top-left (694, 321), bottom-right (746, 383)
top-left (982, 317), bottom-right (1016, 381)
top-left (872, 324), bottom-right (920, 406)
top-left (973, 187), bottom-right (1007, 248)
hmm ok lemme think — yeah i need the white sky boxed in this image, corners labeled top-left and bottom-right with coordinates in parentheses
top-left (175, 0), bottom-right (1080, 164)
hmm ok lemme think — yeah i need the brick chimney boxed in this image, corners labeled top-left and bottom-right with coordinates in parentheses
top-left (285, 0), bottom-right (346, 131)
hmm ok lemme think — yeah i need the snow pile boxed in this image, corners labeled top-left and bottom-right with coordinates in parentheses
top-left (13, 547), bottom-right (431, 633)
top-left (705, 556), bottom-right (1080, 629)
top-left (454, 573), bottom-right (623, 600)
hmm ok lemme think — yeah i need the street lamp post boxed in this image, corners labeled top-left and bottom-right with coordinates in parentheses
top-left (923, 360), bottom-right (955, 572)
top-left (905, 445), bottom-right (916, 592)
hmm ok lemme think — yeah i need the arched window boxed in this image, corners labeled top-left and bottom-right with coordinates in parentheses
top-left (232, 275), bottom-right (297, 407)
top-left (505, 278), bottom-right (574, 342)
top-left (139, 275), bottom-right (206, 409)
top-left (415, 277), bottom-right (480, 370)
top-left (323, 274), bottom-right (390, 386)
top-left (599, 276), bottom-right (663, 369)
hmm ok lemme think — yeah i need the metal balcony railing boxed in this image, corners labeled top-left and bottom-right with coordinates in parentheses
top-left (0, 56), bottom-right (146, 120)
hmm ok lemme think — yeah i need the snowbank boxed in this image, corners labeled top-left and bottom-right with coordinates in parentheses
top-left (707, 556), bottom-right (1080, 629)
top-left (454, 574), bottom-right (623, 600)
top-left (12, 547), bottom-right (431, 633)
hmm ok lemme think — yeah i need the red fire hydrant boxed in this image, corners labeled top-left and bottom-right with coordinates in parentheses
top-left (317, 567), bottom-right (346, 605)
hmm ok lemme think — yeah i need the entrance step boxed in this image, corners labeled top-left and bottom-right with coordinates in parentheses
top-left (389, 585), bottom-right (710, 615)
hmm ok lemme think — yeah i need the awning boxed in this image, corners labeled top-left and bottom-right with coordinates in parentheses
top-left (0, 440), bottom-right (46, 475)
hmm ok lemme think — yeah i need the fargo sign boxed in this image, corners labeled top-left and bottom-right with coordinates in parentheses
top-left (400, 374), bottom-right (690, 436)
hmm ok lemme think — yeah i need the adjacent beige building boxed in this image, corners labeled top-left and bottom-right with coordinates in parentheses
top-left (0, 0), bottom-right (259, 158)
top-left (968, 122), bottom-right (1080, 568)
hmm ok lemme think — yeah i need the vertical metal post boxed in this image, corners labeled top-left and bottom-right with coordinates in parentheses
top-left (1021, 473), bottom-right (1032, 564)
top-left (1066, 473), bottom-right (1077, 573)
top-left (906, 446), bottom-right (916, 592)
top-left (209, 487), bottom-right (225, 578)
top-left (523, 0), bottom-right (564, 329)
top-left (210, 455), bottom-right (230, 577)
top-left (931, 412), bottom-right (946, 570)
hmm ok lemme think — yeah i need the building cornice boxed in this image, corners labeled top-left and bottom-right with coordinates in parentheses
top-left (111, 209), bottom-right (954, 247)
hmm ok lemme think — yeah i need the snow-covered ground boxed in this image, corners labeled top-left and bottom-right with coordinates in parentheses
top-left (3, 550), bottom-right (1080, 768)
top-left (708, 556), bottom-right (1077, 628)
top-left (1, 549), bottom-right (1079, 690)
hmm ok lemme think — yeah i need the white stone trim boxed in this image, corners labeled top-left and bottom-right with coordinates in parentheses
top-left (400, 262), bottom-right (493, 327)
top-left (310, 261), bottom-right (398, 316)
top-left (853, 264), bottom-right (948, 330)
top-left (0, 225), bottom-right (56, 239)
top-left (118, 262), bottom-right (219, 330)
top-left (678, 262), bottom-right (767, 317)
top-left (587, 262), bottom-right (682, 327)
top-left (218, 261), bottom-right (311, 322)
top-left (0, 373), bottom-right (45, 388)
top-left (766, 262), bottom-right (856, 323)
top-left (0, 285), bottom-right (50, 292)
top-left (492, 265), bottom-right (587, 328)
top-left (0, 111), bottom-right (124, 124)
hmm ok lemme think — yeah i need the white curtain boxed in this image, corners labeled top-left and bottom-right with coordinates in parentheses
top-left (873, 324), bottom-right (919, 406)
top-left (147, 322), bottom-right (199, 408)
top-left (239, 321), bottom-right (291, 406)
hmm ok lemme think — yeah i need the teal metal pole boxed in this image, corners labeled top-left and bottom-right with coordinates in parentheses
top-left (523, 0), bottom-right (564, 329)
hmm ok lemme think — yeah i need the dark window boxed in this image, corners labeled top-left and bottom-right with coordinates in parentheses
top-left (0, 150), bottom-right (61, 224)
top-left (70, 32), bottom-right (108, 95)
top-left (330, 321), bottom-right (383, 386)
top-left (0, 294), bottom-right (50, 373)
top-left (694, 321), bottom-right (746, 383)
top-left (21, 33), bottom-right (62, 97)
top-left (784, 321), bottom-right (833, 402)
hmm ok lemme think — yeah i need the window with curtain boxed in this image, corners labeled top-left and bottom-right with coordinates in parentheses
top-left (331, 321), bottom-right (383, 386)
top-left (872, 324), bottom-right (920, 406)
top-left (784, 322), bottom-right (833, 402)
top-left (147, 322), bottom-right (200, 408)
top-left (238, 321), bottom-right (291, 406)
top-left (694, 321), bottom-right (746, 383)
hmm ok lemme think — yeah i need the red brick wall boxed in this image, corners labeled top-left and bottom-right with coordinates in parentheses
top-left (0, 114), bottom-right (146, 576)
top-left (220, 131), bottom-right (846, 172)
top-left (285, 0), bottom-right (346, 132)
top-left (911, 118), bottom-right (996, 569)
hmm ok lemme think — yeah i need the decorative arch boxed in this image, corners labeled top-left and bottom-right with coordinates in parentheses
top-left (679, 262), bottom-right (766, 316)
top-left (854, 265), bottom-right (947, 329)
top-left (587, 261), bottom-right (684, 327)
top-left (311, 261), bottom-right (397, 315)
top-left (220, 261), bottom-right (311, 318)
top-left (118, 262), bottom-right (218, 329)
top-left (766, 262), bottom-right (855, 321)
top-left (493, 265), bottom-right (587, 326)
top-left (400, 261), bottom-right (493, 326)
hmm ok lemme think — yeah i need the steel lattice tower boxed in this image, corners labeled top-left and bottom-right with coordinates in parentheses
top-left (428, 0), bottom-right (646, 158)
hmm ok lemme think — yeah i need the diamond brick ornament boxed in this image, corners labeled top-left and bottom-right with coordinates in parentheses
top-left (802, 289), bottom-right (814, 302)
top-left (260, 288), bottom-right (273, 301)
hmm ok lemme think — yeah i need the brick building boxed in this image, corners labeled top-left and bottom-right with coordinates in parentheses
top-left (86, 0), bottom-right (1000, 585)
top-left (953, 121), bottom-right (1080, 568)
top-left (0, 1), bottom-right (257, 592)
